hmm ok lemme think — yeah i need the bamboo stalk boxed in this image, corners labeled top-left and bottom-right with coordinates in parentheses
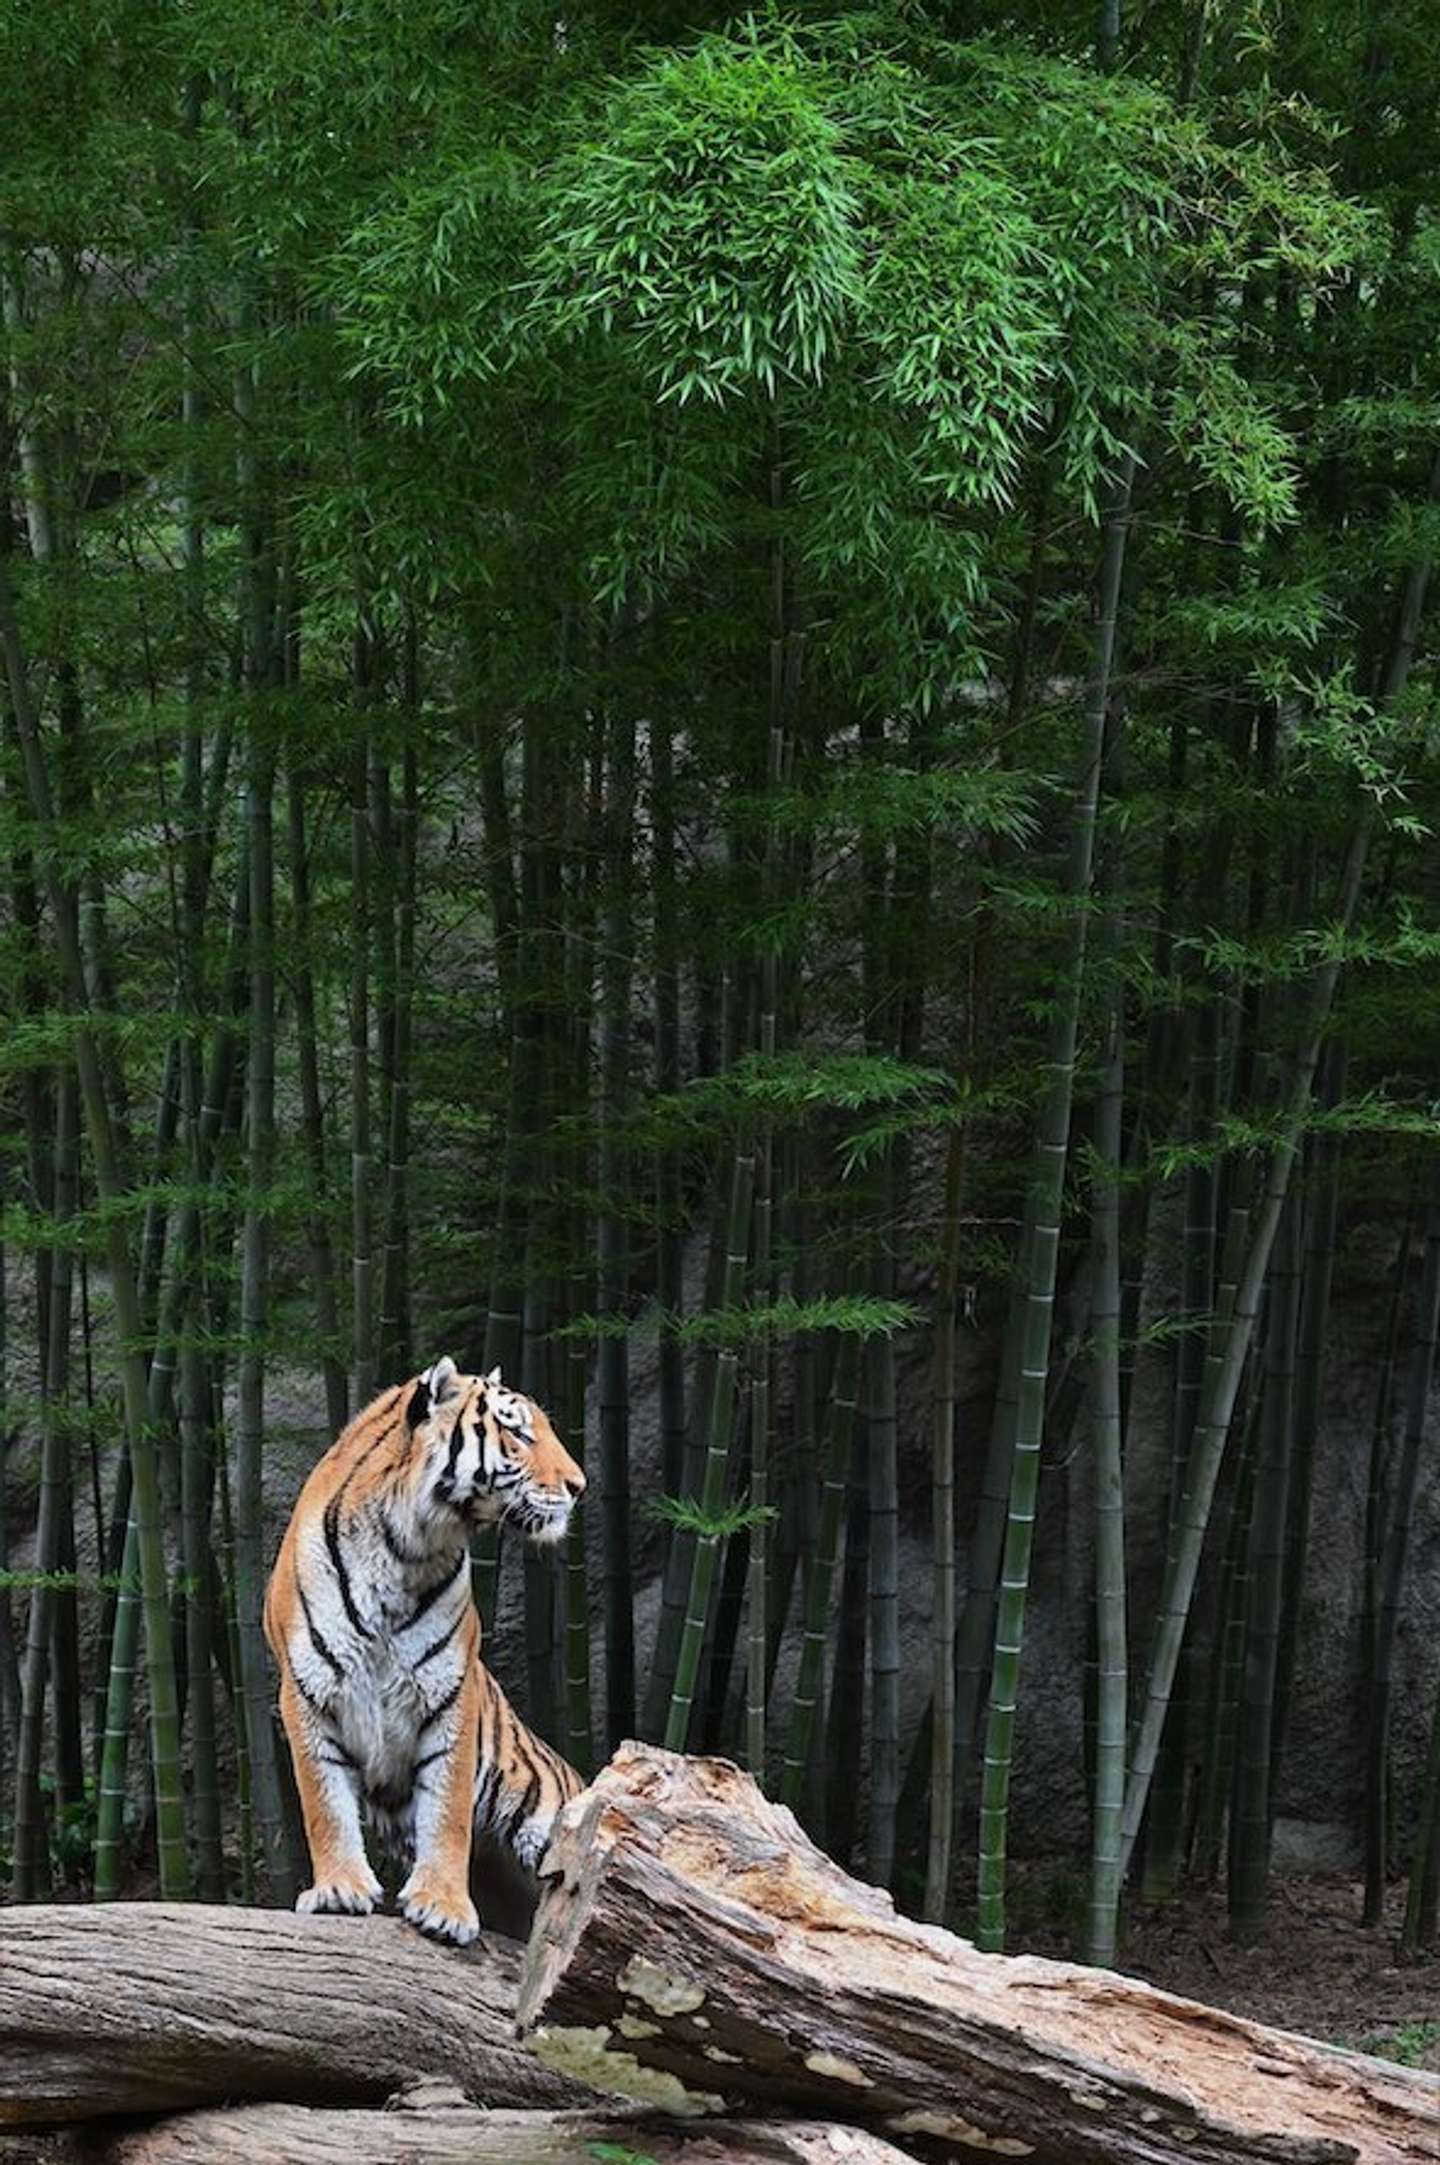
top-left (369, 746), bottom-right (396, 1195)
top-left (1122, 441), bottom-right (1440, 1875)
top-left (598, 706), bottom-right (636, 1749)
top-left (522, 1254), bottom-right (559, 1741)
top-left (652, 722), bottom-right (687, 1504)
top-left (235, 713), bottom-right (294, 1904)
top-left (180, 1306), bottom-right (224, 1899)
top-left (559, 1249), bottom-right (593, 1780)
top-left (1271, 1045), bottom-right (1346, 1787)
top-left (867, 1275), bottom-right (901, 1889)
top-left (11, 1071), bottom-right (78, 1899)
top-left (923, 1122), bottom-right (967, 1921)
top-left (46, 1075), bottom-right (83, 1819)
top-left (1228, 1185), bottom-right (1302, 1939)
top-left (1085, 917), bottom-right (1127, 1965)
top-left (378, 740), bottom-right (418, 1382)
top-left (826, 1409), bottom-right (870, 1865)
top-left (1119, 818), bottom-right (1370, 1879)
top-left (1192, 1382), bottom-right (1261, 1883)
top-left (778, 1325), bottom-right (860, 1810)
top-left (0, 1220), bottom-right (15, 1800)
top-left (663, 1135), bottom-right (756, 1752)
top-left (286, 755), bottom-right (348, 1437)
top-left (746, 1129), bottom-right (774, 1781)
top-left (350, 716), bottom-right (376, 1408)
top-left (976, 456), bottom-right (1134, 1952)
top-left (953, 1241), bottom-right (1026, 1807)
top-left (643, 1149), bottom-right (732, 1740)
top-left (560, 775), bottom-right (596, 1780)
top-left (701, 1478), bottom-right (750, 1751)
top-left (215, 1409), bottom-right (254, 1903)
top-left (90, 846), bottom-right (247, 1881)
top-left (520, 730), bottom-right (567, 1740)
top-left (1141, 1002), bottom-right (1221, 1903)
top-left (1364, 1186), bottom-right (1440, 1924)
top-left (1402, 1671), bottom-right (1440, 1952)
top-left (92, 1507), bottom-right (140, 1903)
top-left (746, 451), bottom-right (800, 1783)
top-left (1363, 1206), bottom-right (1413, 1715)
top-left (0, 554), bottom-right (192, 1901)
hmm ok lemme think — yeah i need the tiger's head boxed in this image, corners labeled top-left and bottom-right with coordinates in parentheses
top-left (404, 1355), bottom-right (585, 1546)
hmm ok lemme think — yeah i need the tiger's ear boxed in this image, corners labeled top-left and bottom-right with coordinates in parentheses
top-left (429, 1355), bottom-right (462, 1403)
top-left (484, 1365), bottom-right (503, 1390)
top-left (409, 1354), bottom-right (461, 1428)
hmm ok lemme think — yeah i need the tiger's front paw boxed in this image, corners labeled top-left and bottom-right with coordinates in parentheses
top-left (399, 1865), bottom-right (480, 1947)
top-left (297, 1858), bottom-right (383, 1917)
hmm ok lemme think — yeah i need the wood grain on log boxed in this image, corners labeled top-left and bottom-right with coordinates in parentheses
top-left (519, 1744), bottom-right (1440, 2165)
top-left (0, 1904), bottom-right (576, 2128)
top-left (79, 2084), bottom-right (916, 2165)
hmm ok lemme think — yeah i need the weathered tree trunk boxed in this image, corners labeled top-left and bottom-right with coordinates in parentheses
top-left (0, 1907), bottom-right (573, 2128)
top-left (80, 2090), bottom-right (914, 2165)
top-left (520, 1744), bottom-right (1440, 2165)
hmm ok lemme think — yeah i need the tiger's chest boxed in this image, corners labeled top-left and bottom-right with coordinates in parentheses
top-left (332, 1634), bottom-right (432, 1808)
top-left (310, 1521), bottom-right (472, 1823)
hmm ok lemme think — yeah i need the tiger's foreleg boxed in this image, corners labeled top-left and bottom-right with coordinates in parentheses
top-left (399, 1645), bottom-right (482, 1946)
top-left (474, 1664), bottom-right (584, 1875)
top-left (277, 1669), bottom-right (382, 1917)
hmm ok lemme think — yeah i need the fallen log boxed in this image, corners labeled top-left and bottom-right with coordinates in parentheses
top-left (520, 1743), bottom-right (1440, 2165)
top-left (0, 1904), bottom-right (576, 2128)
top-left (78, 2082), bottom-right (915, 2165)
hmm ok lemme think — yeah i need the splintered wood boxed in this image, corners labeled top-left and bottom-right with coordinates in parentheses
top-left (519, 1742), bottom-right (1440, 2165)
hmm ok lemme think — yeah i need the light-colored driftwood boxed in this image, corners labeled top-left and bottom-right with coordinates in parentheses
top-left (0, 1904), bottom-right (576, 2128)
top-left (77, 2082), bottom-right (915, 2165)
top-left (519, 1743), bottom-right (1440, 2165)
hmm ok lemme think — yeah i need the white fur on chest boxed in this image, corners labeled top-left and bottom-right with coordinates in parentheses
top-left (333, 1638), bottom-right (431, 1802)
top-left (291, 1505), bottom-right (471, 1824)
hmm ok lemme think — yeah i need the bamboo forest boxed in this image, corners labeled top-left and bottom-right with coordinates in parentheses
top-left (4, 0), bottom-right (1440, 2031)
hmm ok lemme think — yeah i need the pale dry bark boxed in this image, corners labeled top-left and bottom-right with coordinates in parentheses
top-left (79, 2086), bottom-right (914, 2165)
top-left (0, 1906), bottom-right (575, 2128)
top-left (521, 1744), bottom-right (1440, 2165)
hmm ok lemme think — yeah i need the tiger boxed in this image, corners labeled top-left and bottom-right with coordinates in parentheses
top-left (263, 1354), bottom-right (586, 1947)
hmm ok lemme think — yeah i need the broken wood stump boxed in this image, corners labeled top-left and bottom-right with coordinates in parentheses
top-left (519, 1742), bottom-right (1440, 2165)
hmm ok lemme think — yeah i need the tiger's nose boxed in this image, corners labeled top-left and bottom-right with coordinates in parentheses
top-left (564, 1470), bottom-right (586, 1501)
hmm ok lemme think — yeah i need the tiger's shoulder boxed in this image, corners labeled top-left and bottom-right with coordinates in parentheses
top-left (262, 1377), bottom-right (419, 1652)
top-left (293, 1377), bottom-right (414, 1515)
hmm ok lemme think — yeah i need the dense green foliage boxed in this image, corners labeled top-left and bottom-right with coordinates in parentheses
top-left (2, 0), bottom-right (1440, 1959)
